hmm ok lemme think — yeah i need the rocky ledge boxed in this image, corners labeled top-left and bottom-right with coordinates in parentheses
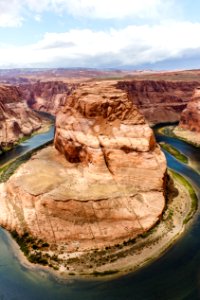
top-left (0, 81), bottom-right (166, 270)
top-left (0, 85), bottom-right (42, 151)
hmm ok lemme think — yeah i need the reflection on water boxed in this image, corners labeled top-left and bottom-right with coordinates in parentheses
top-left (0, 123), bottom-right (199, 300)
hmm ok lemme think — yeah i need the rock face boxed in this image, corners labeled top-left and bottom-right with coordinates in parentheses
top-left (117, 80), bottom-right (199, 124)
top-left (0, 85), bottom-right (42, 150)
top-left (179, 88), bottom-right (200, 132)
top-left (0, 81), bottom-right (166, 252)
top-left (20, 81), bottom-right (78, 115)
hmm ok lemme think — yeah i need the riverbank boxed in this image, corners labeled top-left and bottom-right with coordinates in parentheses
top-left (0, 122), bottom-right (53, 175)
top-left (160, 142), bottom-right (188, 164)
top-left (157, 125), bottom-right (200, 148)
top-left (68, 170), bottom-right (196, 278)
top-left (0, 112), bottom-right (53, 155)
top-left (173, 127), bottom-right (200, 147)
top-left (5, 169), bottom-right (197, 280)
top-left (157, 125), bottom-right (200, 172)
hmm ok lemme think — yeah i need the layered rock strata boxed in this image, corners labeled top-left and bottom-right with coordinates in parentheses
top-left (179, 88), bottom-right (200, 132)
top-left (174, 88), bottom-right (200, 145)
top-left (117, 80), bottom-right (199, 124)
top-left (0, 85), bottom-right (42, 150)
top-left (0, 81), bottom-right (166, 253)
top-left (20, 81), bottom-right (78, 115)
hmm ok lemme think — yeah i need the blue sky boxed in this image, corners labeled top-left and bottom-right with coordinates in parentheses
top-left (1, 0), bottom-right (200, 69)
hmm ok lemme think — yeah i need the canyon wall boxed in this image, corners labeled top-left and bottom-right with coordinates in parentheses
top-left (0, 85), bottom-right (42, 150)
top-left (20, 79), bottom-right (200, 124)
top-left (174, 87), bottom-right (200, 145)
top-left (0, 81), bottom-right (166, 252)
top-left (117, 80), bottom-right (199, 124)
top-left (179, 88), bottom-right (200, 132)
top-left (20, 81), bottom-right (78, 115)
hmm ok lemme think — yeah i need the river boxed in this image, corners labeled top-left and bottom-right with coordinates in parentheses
top-left (0, 123), bottom-right (199, 300)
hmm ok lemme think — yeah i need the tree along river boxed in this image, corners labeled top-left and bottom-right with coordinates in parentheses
top-left (0, 123), bottom-right (199, 300)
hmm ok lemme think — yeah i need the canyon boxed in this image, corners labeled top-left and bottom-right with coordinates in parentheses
top-left (0, 81), bottom-right (166, 271)
top-left (0, 85), bottom-right (43, 152)
top-left (18, 78), bottom-right (200, 125)
top-left (117, 80), bottom-right (200, 124)
top-left (0, 70), bottom-right (199, 275)
top-left (19, 81), bottom-right (78, 115)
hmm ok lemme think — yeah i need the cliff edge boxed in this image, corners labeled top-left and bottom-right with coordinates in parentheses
top-left (20, 81), bottom-right (78, 115)
top-left (117, 80), bottom-right (199, 124)
top-left (174, 88), bottom-right (200, 145)
top-left (0, 81), bottom-right (166, 265)
top-left (0, 85), bottom-right (42, 151)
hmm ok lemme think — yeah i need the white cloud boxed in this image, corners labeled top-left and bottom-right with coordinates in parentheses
top-left (34, 14), bottom-right (42, 22)
top-left (50, 0), bottom-right (169, 19)
top-left (0, 0), bottom-right (175, 27)
top-left (1, 21), bottom-right (200, 68)
top-left (0, 0), bottom-right (23, 27)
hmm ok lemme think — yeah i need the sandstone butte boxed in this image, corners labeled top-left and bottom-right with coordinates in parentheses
top-left (0, 85), bottom-right (42, 150)
top-left (19, 81), bottom-right (78, 115)
top-left (0, 81), bottom-right (166, 254)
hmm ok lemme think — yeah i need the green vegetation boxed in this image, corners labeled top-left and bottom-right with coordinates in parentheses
top-left (92, 270), bottom-right (118, 276)
top-left (0, 139), bottom-right (62, 270)
top-left (0, 136), bottom-right (31, 155)
top-left (158, 126), bottom-right (176, 137)
top-left (1, 145), bottom-right (13, 152)
top-left (159, 125), bottom-right (200, 148)
top-left (141, 227), bottom-right (156, 238)
top-left (10, 230), bottom-right (60, 267)
top-left (170, 170), bottom-right (198, 224)
top-left (160, 142), bottom-right (188, 164)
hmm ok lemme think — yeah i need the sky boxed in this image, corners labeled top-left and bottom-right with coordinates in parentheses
top-left (1, 0), bottom-right (200, 69)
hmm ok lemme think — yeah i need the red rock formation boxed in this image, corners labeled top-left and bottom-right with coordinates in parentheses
top-left (0, 81), bottom-right (166, 253)
top-left (0, 85), bottom-right (42, 150)
top-left (116, 80), bottom-right (199, 124)
top-left (179, 88), bottom-right (200, 132)
top-left (20, 81), bottom-right (78, 115)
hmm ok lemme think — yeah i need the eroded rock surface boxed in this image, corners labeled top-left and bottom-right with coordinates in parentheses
top-left (0, 85), bottom-right (42, 150)
top-left (174, 88), bottom-right (200, 145)
top-left (0, 81), bottom-right (166, 253)
top-left (117, 80), bottom-right (199, 124)
top-left (20, 81), bottom-right (78, 114)
top-left (179, 88), bottom-right (200, 132)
